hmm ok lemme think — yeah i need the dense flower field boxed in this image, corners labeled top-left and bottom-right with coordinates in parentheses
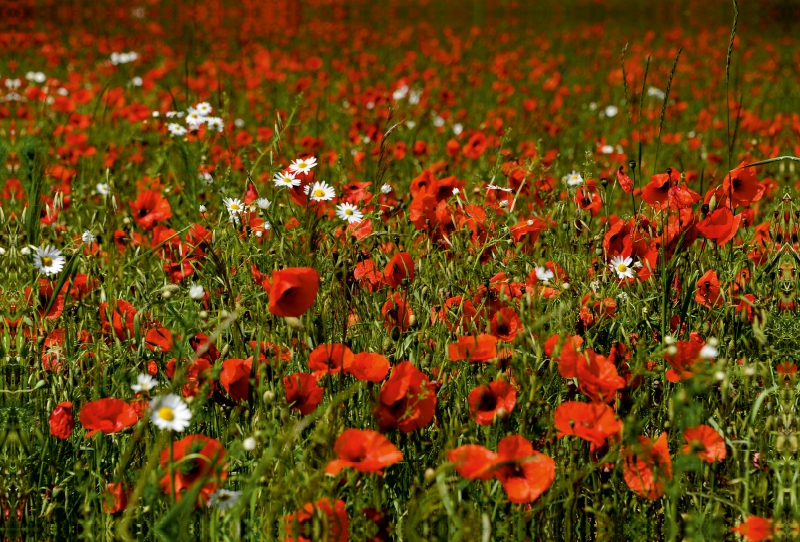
top-left (3, 0), bottom-right (800, 540)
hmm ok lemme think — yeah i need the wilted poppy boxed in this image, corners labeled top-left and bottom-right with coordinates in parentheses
top-left (79, 398), bottom-right (139, 437)
top-left (268, 267), bottom-right (320, 317)
top-left (325, 429), bottom-right (403, 475)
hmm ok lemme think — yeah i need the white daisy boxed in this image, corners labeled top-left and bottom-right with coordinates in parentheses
top-left (96, 183), bottom-right (111, 195)
top-left (185, 111), bottom-right (205, 130)
top-left (305, 181), bottom-right (336, 202)
top-left (206, 117), bottom-right (224, 132)
top-left (488, 184), bottom-right (514, 193)
top-left (288, 156), bottom-right (317, 174)
top-left (336, 203), bottom-right (364, 224)
top-left (166, 111), bottom-right (185, 118)
top-left (199, 172), bottom-right (214, 186)
top-left (273, 171), bottom-right (300, 188)
top-left (194, 102), bottom-right (213, 116)
top-left (256, 198), bottom-right (271, 210)
top-left (168, 123), bottom-right (187, 137)
top-left (33, 246), bottom-right (66, 276)
top-left (149, 394), bottom-right (192, 432)
top-left (534, 266), bottom-right (554, 283)
top-left (700, 344), bottom-right (719, 359)
top-left (609, 255), bottom-right (635, 279)
top-left (381, 184), bottom-right (393, 194)
top-left (189, 283), bottom-right (205, 300)
top-left (81, 231), bottom-right (96, 244)
top-left (224, 198), bottom-right (245, 221)
top-left (566, 171), bottom-right (584, 187)
top-left (207, 489), bottom-right (241, 511)
top-left (131, 373), bottom-right (158, 393)
top-left (604, 105), bottom-right (619, 117)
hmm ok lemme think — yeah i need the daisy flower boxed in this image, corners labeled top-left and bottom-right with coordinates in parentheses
top-left (168, 123), bottom-right (187, 137)
top-left (96, 182), bottom-right (111, 195)
top-left (189, 284), bottom-right (205, 300)
top-left (288, 156), bottom-right (317, 174)
top-left (273, 171), bottom-right (300, 188)
top-left (224, 198), bottom-right (245, 221)
top-left (207, 489), bottom-right (241, 511)
top-left (206, 117), bottom-right (224, 132)
top-left (33, 246), bottom-right (66, 276)
top-left (305, 181), bottom-right (336, 202)
top-left (380, 183), bottom-right (393, 194)
top-left (131, 373), bottom-right (158, 393)
top-left (194, 102), bottom-right (213, 116)
top-left (81, 231), bottom-right (96, 244)
top-left (534, 266), bottom-right (554, 283)
top-left (185, 111), bottom-right (205, 130)
top-left (256, 198), bottom-right (271, 210)
top-left (609, 255), bottom-right (635, 279)
top-left (150, 394), bottom-right (192, 432)
top-left (336, 203), bottom-right (364, 224)
top-left (566, 171), bottom-right (584, 187)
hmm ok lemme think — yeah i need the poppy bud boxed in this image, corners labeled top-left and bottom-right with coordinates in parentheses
top-left (628, 160), bottom-right (636, 171)
top-left (49, 402), bottom-right (74, 440)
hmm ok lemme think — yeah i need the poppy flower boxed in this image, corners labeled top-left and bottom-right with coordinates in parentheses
top-left (345, 352), bottom-right (391, 382)
top-left (730, 516), bottom-right (774, 541)
top-left (103, 482), bottom-right (130, 514)
top-left (284, 372), bottom-right (324, 415)
top-left (308, 343), bottom-right (354, 378)
top-left (100, 299), bottom-right (139, 341)
top-left (381, 292), bottom-right (414, 332)
top-left (490, 307), bottom-right (522, 342)
top-left (641, 168), bottom-right (680, 209)
top-left (159, 434), bottom-right (227, 505)
top-left (448, 334), bottom-right (498, 363)
top-left (554, 401), bottom-right (622, 449)
top-left (130, 190), bottom-right (172, 230)
top-left (383, 252), bottom-right (415, 288)
top-left (145, 327), bottom-right (173, 352)
top-left (723, 163), bottom-right (765, 208)
top-left (575, 350), bottom-right (626, 404)
top-left (268, 267), bottom-right (320, 317)
top-left (79, 398), bottom-right (139, 437)
top-left (664, 333), bottom-right (706, 382)
top-left (616, 166), bottom-right (634, 193)
top-left (695, 270), bottom-right (723, 308)
top-left (622, 432), bottom-right (672, 499)
top-left (554, 335), bottom-right (585, 378)
top-left (220, 357), bottom-right (252, 402)
top-left (510, 218), bottom-right (546, 253)
top-left (354, 260), bottom-right (383, 291)
top-left (468, 380), bottom-right (517, 426)
top-left (285, 498), bottom-right (349, 542)
top-left (682, 424), bottom-right (726, 463)
top-left (697, 208), bottom-right (742, 246)
top-left (49, 401), bottom-right (74, 440)
top-left (374, 361), bottom-right (436, 433)
top-left (182, 358), bottom-right (216, 398)
top-left (493, 435), bottom-right (557, 504)
top-left (325, 429), bottom-right (403, 475)
top-left (447, 445), bottom-right (500, 480)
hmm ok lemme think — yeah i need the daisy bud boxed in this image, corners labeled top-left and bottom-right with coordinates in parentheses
top-left (424, 468), bottom-right (436, 483)
top-left (263, 390), bottom-right (275, 403)
top-left (243, 437), bottom-right (257, 451)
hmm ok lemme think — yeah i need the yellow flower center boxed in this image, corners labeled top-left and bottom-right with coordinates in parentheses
top-left (616, 263), bottom-right (628, 272)
top-left (42, 256), bottom-right (53, 266)
top-left (313, 189), bottom-right (325, 197)
top-left (159, 407), bottom-right (175, 421)
top-left (299, 162), bottom-right (307, 168)
top-left (230, 204), bottom-right (240, 211)
top-left (345, 209), bottom-right (353, 215)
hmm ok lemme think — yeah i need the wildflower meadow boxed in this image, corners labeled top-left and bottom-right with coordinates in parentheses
top-left (3, 0), bottom-right (799, 540)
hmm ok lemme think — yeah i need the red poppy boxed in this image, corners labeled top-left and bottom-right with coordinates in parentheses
top-left (696, 208), bottom-right (741, 246)
top-left (730, 516), bottom-right (774, 542)
top-left (100, 299), bottom-right (139, 341)
top-left (616, 166), bottom-right (634, 193)
top-left (374, 361), bottom-right (436, 433)
top-left (468, 380), bottom-right (517, 426)
top-left (554, 401), bottom-right (622, 449)
top-left (723, 163), bottom-right (765, 208)
top-left (268, 267), bottom-right (320, 317)
top-left (220, 357), bottom-right (252, 402)
top-left (448, 334), bottom-right (498, 363)
top-left (49, 401), bottom-right (74, 440)
top-left (381, 292), bottom-right (414, 332)
top-left (448, 445), bottom-right (500, 480)
top-left (354, 260), bottom-right (383, 291)
top-left (182, 358), bottom-right (216, 398)
top-left (695, 270), bottom-right (723, 308)
top-left (575, 350), bottom-right (626, 404)
top-left (285, 498), bottom-right (349, 542)
top-left (622, 432), bottom-right (672, 499)
top-left (493, 435), bottom-right (557, 504)
top-left (682, 425), bottom-right (726, 463)
top-left (284, 373), bottom-right (324, 415)
top-left (490, 307), bottom-right (522, 342)
top-left (145, 327), bottom-right (173, 352)
top-left (159, 434), bottom-right (227, 505)
top-left (345, 352), bottom-right (391, 382)
top-left (325, 429), bottom-right (403, 475)
top-left (641, 168), bottom-right (680, 209)
top-left (130, 190), bottom-right (172, 230)
top-left (79, 398), bottom-right (139, 438)
top-left (510, 218), bottom-right (546, 253)
top-left (103, 482), bottom-right (130, 514)
top-left (664, 333), bottom-right (706, 382)
top-left (308, 343), bottom-right (354, 378)
top-left (383, 252), bottom-right (415, 288)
